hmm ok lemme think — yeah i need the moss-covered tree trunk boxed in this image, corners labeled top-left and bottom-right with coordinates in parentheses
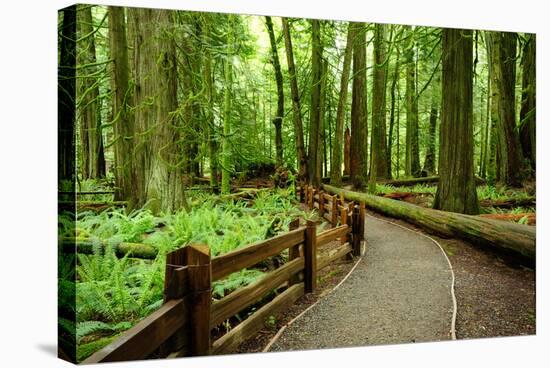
top-left (387, 36), bottom-right (400, 180)
top-left (330, 23), bottom-right (354, 186)
top-left (319, 58), bottom-right (328, 180)
top-left (281, 18), bottom-right (307, 180)
top-left (489, 31), bottom-right (525, 187)
top-left (479, 70), bottom-right (491, 179)
top-left (130, 8), bottom-right (188, 212)
top-left (350, 22), bottom-right (369, 189)
top-left (76, 5), bottom-right (105, 180)
top-left (179, 20), bottom-right (202, 179)
top-left (221, 15), bottom-right (235, 194)
top-left (108, 6), bottom-right (136, 205)
top-left (404, 26), bottom-right (421, 178)
top-left (58, 6), bottom-right (77, 186)
top-left (370, 23), bottom-right (389, 188)
top-left (485, 32), bottom-right (499, 185)
top-left (308, 19), bottom-right (323, 186)
top-left (433, 28), bottom-right (479, 215)
top-left (423, 82), bottom-right (439, 175)
top-left (202, 14), bottom-right (218, 191)
top-left (344, 127), bottom-right (351, 176)
top-left (265, 16), bottom-right (284, 168)
top-left (519, 33), bottom-right (536, 175)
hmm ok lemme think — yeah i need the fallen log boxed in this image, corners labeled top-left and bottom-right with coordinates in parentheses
top-left (322, 184), bottom-right (535, 264)
top-left (479, 197), bottom-right (536, 209)
top-left (59, 201), bottom-right (128, 213)
top-left (60, 238), bottom-right (158, 259)
top-left (378, 175), bottom-right (486, 187)
top-left (321, 175), bottom-right (485, 187)
top-left (382, 192), bottom-right (416, 201)
top-left (479, 213), bottom-right (536, 226)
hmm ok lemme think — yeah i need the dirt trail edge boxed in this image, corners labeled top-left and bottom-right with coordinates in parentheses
top-left (267, 213), bottom-right (455, 351)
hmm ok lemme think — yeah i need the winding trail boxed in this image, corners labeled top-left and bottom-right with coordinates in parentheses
top-left (268, 213), bottom-right (455, 351)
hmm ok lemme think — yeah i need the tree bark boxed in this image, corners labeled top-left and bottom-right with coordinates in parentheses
top-left (370, 23), bottom-right (389, 190)
top-left (130, 8), bottom-right (189, 212)
top-left (519, 33), bottom-right (536, 174)
top-left (488, 31), bottom-right (525, 187)
top-left (59, 6), bottom-right (77, 186)
top-left (350, 22), bottom-right (369, 189)
top-left (433, 28), bottom-right (479, 215)
top-left (423, 87), bottom-right (438, 175)
top-left (281, 18), bottom-right (307, 180)
top-left (485, 32), bottom-right (499, 185)
top-left (387, 35), bottom-right (400, 180)
top-left (308, 19), bottom-right (323, 186)
top-left (108, 6), bottom-right (136, 205)
top-left (404, 26), bottom-right (421, 177)
top-left (201, 14), bottom-right (219, 192)
top-left (330, 23), bottom-right (354, 186)
top-left (344, 127), bottom-right (351, 176)
top-left (265, 16), bottom-right (284, 167)
top-left (76, 5), bottom-right (106, 180)
top-left (323, 184), bottom-right (535, 264)
top-left (221, 15), bottom-right (235, 194)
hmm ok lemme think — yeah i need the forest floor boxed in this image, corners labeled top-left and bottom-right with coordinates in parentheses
top-left (237, 208), bottom-right (535, 354)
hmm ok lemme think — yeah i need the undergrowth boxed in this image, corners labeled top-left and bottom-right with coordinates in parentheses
top-left (59, 188), bottom-right (310, 361)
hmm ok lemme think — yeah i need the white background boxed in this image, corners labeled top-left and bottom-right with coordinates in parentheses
top-left (0, 0), bottom-right (547, 366)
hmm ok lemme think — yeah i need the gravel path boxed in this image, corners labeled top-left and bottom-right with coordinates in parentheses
top-left (269, 214), bottom-right (455, 351)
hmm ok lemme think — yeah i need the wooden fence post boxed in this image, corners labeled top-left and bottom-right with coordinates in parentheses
top-left (331, 195), bottom-right (338, 226)
top-left (319, 191), bottom-right (325, 217)
top-left (161, 247), bottom-right (190, 355)
top-left (288, 218), bottom-right (301, 285)
top-left (308, 186), bottom-right (313, 210)
top-left (340, 205), bottom-right (348, 226)
top-left (304, 220), bottom-right (317, 293)
top-left (352, 206), bottom-right (361, 256)
top-left (186, 244), bottom-right (212, 356)
top-left (359, 201), bottom-right (366, 241)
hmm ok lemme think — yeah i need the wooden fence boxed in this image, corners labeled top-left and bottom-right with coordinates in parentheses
top-left (82, 184), bottom-right (365, 363)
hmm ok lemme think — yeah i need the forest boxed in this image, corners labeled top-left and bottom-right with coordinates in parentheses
top-left (58, 4), bottom-right (536, 363)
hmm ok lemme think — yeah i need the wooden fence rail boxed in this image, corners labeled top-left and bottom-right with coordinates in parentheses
top-left (82, 183), bottom-right (364, 363)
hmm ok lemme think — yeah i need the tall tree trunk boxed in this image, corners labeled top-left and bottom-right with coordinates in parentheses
top-left (201, 14), bottom-right (218, 192)
top-left (370, 23), bottom-right (389, 189)
top-left (387, 37), bottom-right (400, 180)
top-left (221, 15), bottom-right (235, 194)
top-left (59, 6), bottom-right (77, 186)
top-left (130, 8), bottom-right (189, 212)
top-left (330, 22), bottom-right (354, 185)
top-left (489, 31), bottom-right (525, 187)
top-left (485, 32), bottom-right (499, 185)
top-left (350, 22), bottom-right (369, 189)
top-left (344, 127), bottom-right (351, 176)
top-left (76, 5), bottom-right (106, 180)
top-left (519, 33), bottom-right (536, 175)
top-left (404, 26), bottom-right (421, 177)
top-left (319, 58), bottom-right (328, 180)
top-left (479, 69), bottom-right (491, 179)
top-left (179, 20), bottom-right (202, 179)
top-left (308, 19), bottom-right (323, 186)
top-left (265, 16), bottom-right (284, 167)
top-left (433, 28), bottom-right (479, 215)
top-left (423, 79), bottom-right (439, 175)
top-left (108, 6), bottom-right (136, 205)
